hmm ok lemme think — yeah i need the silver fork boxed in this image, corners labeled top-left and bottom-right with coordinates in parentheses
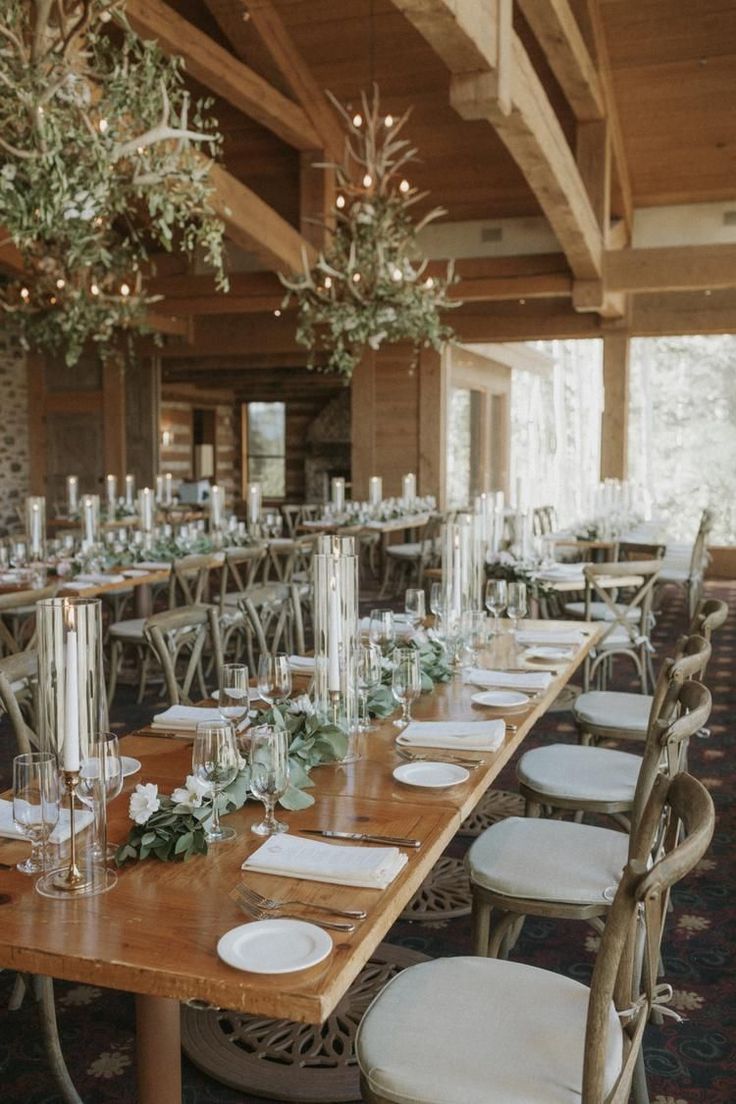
top-left (230, 888), bottom-right (356, 933)
top-left (397, 749), bottom-right (483, 768)
top-left (235, 882), bottom-right (366, 920)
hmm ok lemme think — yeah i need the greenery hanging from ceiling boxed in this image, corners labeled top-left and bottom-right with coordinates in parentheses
top-left (280, 86), bottom-right (460, 379)
top-left (0, 0), bottom-right (227, 364)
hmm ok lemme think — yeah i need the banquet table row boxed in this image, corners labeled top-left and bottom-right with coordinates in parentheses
top-left (0, 619), bottom-right (603, 1104)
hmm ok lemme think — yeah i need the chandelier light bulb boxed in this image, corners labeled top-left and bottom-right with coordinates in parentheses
top-left (120, 282), bottom-right (130, 297)
top-left (56, 278), bottom-right (65, 289)
top-left (336, 194), bottom-right (346, 209)
top-left (50, 295), bottom-right (57, 304)
top-left (352, 272), bottom-right (361, 283)
top-left (98, 118), bottom-right (109, 133)
top-left (90, 283), bottom-right (100, 296)
top-left (385, 114), bottom-right (394, 127)
top-left (352, 112), bottom-right (363, 127)
top-left (324, 276), bottom-right (333, 289)
top-left (363, 173), bottom-right (373, 188)
top-left (20, 287), bottom-right (29, 300)
top-left (399, 179), bottom-right (410, 193)
top-left (391, 266), bottom-right (403, 282)
top-left (424, 276), bottom-right (434, 288)
top-left (273, 308), bottom-right (282, 317)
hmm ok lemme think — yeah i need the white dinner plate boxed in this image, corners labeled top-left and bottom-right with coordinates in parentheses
top-left (524, 646), bottom-right (572, 662)
top-left (217, 919), bottom-right (333, 974)
top-left (471, 689), bottom-right (530, 709)
top-left (121, 756), bottom-right (141, 778)
top-left (393, 761), bottom-right (470, 788)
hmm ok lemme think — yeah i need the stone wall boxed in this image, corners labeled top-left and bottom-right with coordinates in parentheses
top-left (0, 333), bottom-right (29, 536)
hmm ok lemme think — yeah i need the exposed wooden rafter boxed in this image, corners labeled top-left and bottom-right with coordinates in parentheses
top-left (517, 0), bottom-right (605, 121)
top-left (392, 0), bottom-right (603, 282)
top-left (124, 0), bottom-right (320, 151)
top-left (606, 244), bottom-right (736, 295)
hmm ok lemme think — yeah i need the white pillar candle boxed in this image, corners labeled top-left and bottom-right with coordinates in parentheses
top-left (64, 626), bottom-right (80, 772)
top-left (155, 474), bottom-right (165, 503)
top-left (327, 573), bottom-right (341, 692)
top-left (452, 532), bottom-right (461, 620)
top-left (163, 472), bottom-right (173, 506)
top-left (66, 475), bottom-right (79, 517)
top-left (124, 473), bottom-right (135, 507)
top-left (209, 484), bottom-right (224, 531)
top-left (26, 496), bottom-right (45, 559)
top-left (247, 482), bottom-right (262, 526)
top-left (331, 477), bottom-right (345, 514)
top-left (105, 474), bottom-right (117, 514)
top-left (401, 472), bottom-right (416, 506)
top-left (368, 476), bottom-right (382, 507)
top-left (81, 494), bottom-right (99, 545)
top-left (138, 488), bottom-right (155, 532)
top-left (515, 476), bottom-right (524, 510)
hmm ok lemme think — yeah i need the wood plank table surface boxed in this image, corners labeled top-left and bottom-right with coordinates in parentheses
top-left (0, 618), bottom-right (602, 1103)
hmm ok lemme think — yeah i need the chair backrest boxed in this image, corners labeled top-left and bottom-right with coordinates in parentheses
top-left (289, 582), bottom-right (308, 656)
top-left (688, 597), bottom-right (728, 642)
top-left (0, 582), bottom-right (60, 653)
top-left (532, 505), bottom-right (556, 537)
top-left (689, 507), bottom-right (715, 578)
top-left (168, 553), bottom-right (224, 608)
top-left (583, 770), bottom-right (714, 1104)
top-left (646, 633), bottom-right (711, 736)
top-left (281, 504), bottom-right (302, 538)
top-left (0, 649), bottom-right (39, 754)
top-left (218, 545), bottom-right (267, 608)
top-left (617, 541), bottom-right (666, 563)
top-left (582, 560), bottom-right (661, 650)
top-left (143, 605), bottom-right (223, 706)
top-left (240, 596), bottom-right (289, 663)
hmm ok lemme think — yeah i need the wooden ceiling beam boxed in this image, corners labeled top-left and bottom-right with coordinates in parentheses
top-left (517, 0), bottom-right (605, 121)
top-left (606, 244), bottom-right (736, 295)
top-left (124, 0), bottom-right (320, 151)
top-left (391, 0), bottom-right (603, 281)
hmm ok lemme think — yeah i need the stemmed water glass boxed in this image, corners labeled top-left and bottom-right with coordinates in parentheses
top-left (404, 588), bottom-right (426, 629)
top-left (461, 610), bottom-right (487, 667)
top-left (218, 662), bottom-right (250, 744)
top-left (12, 752), bottom-right (60, 874)
top-left (78, 734), bottom-right (123, 865)
top-left (193, 720), bottom-right (239, 843)
top-left (429, 582), bottom-right (445, 618)
top-left (506, 581), bottom-right (528, 646)
top-left (369, 608), bottom-right (395, 655)
top-left (249, 724), bottom-right (289, 836)
top-left (257, 653), bottom-right (292, 707)
top-left (391, 648), bottom-right (422, 727)
top-left (357, 642), bottom-right (382, 731)
top-left (484, 579), bottom-right (508, 637)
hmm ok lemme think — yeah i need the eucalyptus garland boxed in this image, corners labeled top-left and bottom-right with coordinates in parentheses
top-left (280, 86), bottom-right (459, 378)
top-left (0, 0), bottom-right (227, 364)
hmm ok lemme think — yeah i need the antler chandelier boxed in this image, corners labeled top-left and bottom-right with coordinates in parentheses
top-left (0, 0), bottom-right (227, 363)
top-left (280, 86), bottom-right (459, 379)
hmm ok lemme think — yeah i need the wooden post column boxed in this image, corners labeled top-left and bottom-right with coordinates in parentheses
top-left (600, 331), bottom-right (630, 480)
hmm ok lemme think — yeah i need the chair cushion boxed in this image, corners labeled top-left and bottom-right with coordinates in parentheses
top-left (574, 691), bottom-right (652, 732)
top-left (108, 618), bottom-right (146, 641)
top-left (386, 542), bottom-right (422, 560)
top-left (564, 601), bottom-right (641, 622)
top-left (356, 956), bottom-right (623, 1104)
top-left (517, 744), bottom-right (642, 804)
top-left (658, 567), bottom-right (690, 583)
top-left (467, 816), bottom-right (629, 904)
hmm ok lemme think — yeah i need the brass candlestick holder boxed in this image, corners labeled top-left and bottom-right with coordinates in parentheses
top-left (52, 770), bottom-right (92, 893)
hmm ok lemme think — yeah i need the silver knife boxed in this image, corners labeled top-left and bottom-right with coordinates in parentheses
top-left (302, 829), bottom-right (421, 849)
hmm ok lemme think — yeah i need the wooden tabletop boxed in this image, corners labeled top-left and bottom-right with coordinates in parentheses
top-left (57, 568), bottom-right (171, 599)
top-left (0, 619), bottom-right (601, 1026)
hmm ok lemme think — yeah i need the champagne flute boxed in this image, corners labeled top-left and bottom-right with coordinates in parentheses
top-left (506, 581), bottom-right (528, 647)
top-left (357, 642), bottom-right (382, 731)
top-left (484, 579), bottom-right (508, 638)
top-left (391, 648), bottom-right (422, 727)
top-left (257, 652), bottom-right (292, 707)
top-left (77, 734), bottom-right (123, 863)
top-left (249, 724), bottom-right (289, 836)
top-left (368, 608), bottom-right (395, 655)
top-left (428, 582), bottom-right (445, 618)
top-left (461, 610), bottom-right (487, 667)
top-left (193, 721), bottom-right (239, 843)
top-left (13, 752), bottom-right (60, 874)
top-left (218, 663), bottom-right (250, 737)
top-left (404, 588), bottom-right (426, 629)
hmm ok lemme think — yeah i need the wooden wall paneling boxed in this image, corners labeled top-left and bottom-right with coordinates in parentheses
top-left (160, 401), bottom-right (194, 482)
top-left (418, 346), bottom-right (447, 506)
top-left (125, 355), bottom-right (160, 489)
top-left (26, 355), bottom-right (46, 496)
top-left (600, 330), bottom-right (629, 480)
top-left (45, 412), bottom-right (104, 506)
top-left (350, 352), bottom-right (376, 501)
top-left (374, 348), bottom-right (421, 498)
top-left (215, 404), bottom-right (236, 494)
top-left (102, 354), bottom-right (126, 481)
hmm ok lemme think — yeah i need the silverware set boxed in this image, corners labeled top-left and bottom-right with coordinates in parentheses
top-left (230, 883), bottom-right (361, 933)
top-left (397, 748), bottom-right (484, 769)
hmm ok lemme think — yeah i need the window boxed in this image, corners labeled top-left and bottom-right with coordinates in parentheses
top-left (244, 402), bottom-right (286, 497)
top-left (446, 388), bottom-right (484, 507)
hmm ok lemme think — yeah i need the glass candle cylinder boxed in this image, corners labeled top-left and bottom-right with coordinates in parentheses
top-left (138, 488), bottom-right (155, 532)
top-left (441, 516), bottom-right (477, 621)
top-left (401, 472), bottom-right (416, 506)
top-left (105, 474), bottom-right (117, 516)
top-left (155, 474), bottom-right (165, 503)
top-left (66, 475), bottom-right (79, 517)
top-left (209, 484), bottom-right (225, 531)
top-left (312, 537), bottom-right (359, 760)
top-left (330, 477), bottom-right (346, 514)
top-left (25, 495), bottom-right (46, 561)
top-left (81, 494), bottom-right (100, 546)
top-left (124, 473), bottom-right (135, 508)
top-left (368, 476), bottom-right (382, 507)
top-left (247, 482), bottom-right (262, 529)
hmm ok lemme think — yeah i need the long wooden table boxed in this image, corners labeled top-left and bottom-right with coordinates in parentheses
top-left (0, 619), bottom-right (601, 1103)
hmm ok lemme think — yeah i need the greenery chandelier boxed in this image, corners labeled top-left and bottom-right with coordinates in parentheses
top-left (0, 0), bottom-right (227, 364)
top-left (280, 87), bottom-right (459, 379)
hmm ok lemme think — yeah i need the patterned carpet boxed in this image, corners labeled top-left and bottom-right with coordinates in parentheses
top-left (0, 583), bottom-right (733, 1103)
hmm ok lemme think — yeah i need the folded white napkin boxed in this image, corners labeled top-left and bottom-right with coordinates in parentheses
top-left (151, 705), bottom-right (225, 731)
top-left (538, 562), bottom-right (589, 578)
top-left (75, 573), bottom-right (127, 585)
top-left (135, 561), bottom-right (171, 571)
top-left (242, 833), bottom-right (407, 890)
top-left (122, 568), bottom-right (152, 578)
top-left (516, 629), bottom-right (584, 646)
top-left (465, 667), bottom-right (553, 692)
top-left (397, 719), bottom-right (505, 751)
top-left (0, 798), bottom-right (93, 843)
top-left (288, 655), bottom-right (315, 672)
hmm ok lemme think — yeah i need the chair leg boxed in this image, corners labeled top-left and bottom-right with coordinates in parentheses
top-left (471, 898), bottom-right (492, 956)
top-left (106, 640), bottom-right (121, 705)
top-left (32, 976), bottom-right (84, 1104)
top-left (631, 1046), bottom-right (650, 1104)
top-left (136, 646), bottom-right (151, 704)
top-left (488, 910), bottom-right (524, 959)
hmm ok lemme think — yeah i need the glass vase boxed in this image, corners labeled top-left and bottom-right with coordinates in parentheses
top-left (312, 535), bottom-right (359, 761)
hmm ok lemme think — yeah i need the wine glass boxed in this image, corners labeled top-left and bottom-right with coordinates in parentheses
top-left (484, 579), bottom-right (508, 638)
top-left (461, 610), bottom-right (487, 667)
top-left (218, 663), bottom-right (250, 739)
top-left (391, 648), bottom-right (422, 727)
top-left (249, 724), bottom-right (289, 836)
top-left (404, 588), bottom-right (426, 629)
top-left (368, 608), bottom-right (395, 655)
top-left (257, 653), bottom-right (292, 707)
top-left (428, 582), bottom-right (445, 618)
top-left (193, 721), bottom-right (239, 843)
top-left (506, 581), bottom-right (528, 646)
top-left (78, 735), bottom-right (123, 862)
top-left (357, 642), bottom-right (382, 731)
top-left (13, 752), bottom-right (60, 874)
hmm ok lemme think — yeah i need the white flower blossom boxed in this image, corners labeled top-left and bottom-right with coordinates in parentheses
top-left (128, 783), bottom-right (160, 825)
top-left (1, 163), bottom-right (16, 182)
top-left (288, 694), bottom-right (315, 717)
top-left (171, 775), bottom-right (212, 809)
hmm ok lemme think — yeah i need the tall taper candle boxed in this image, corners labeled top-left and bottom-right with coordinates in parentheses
top-left (124, 473), bottom-right (135, 508)
top-left (368, 476), bottom-right (382, 507)
top-left (327, 573), bottom-right (341, 693)
top-left (105, 474), bottom-right (117, 515)
top-left (64, 627), bottom-right (80, 772)
top-left (247, 482), bottom-right (261, 527)
top-left (66, 475), bottom-right (79, 517)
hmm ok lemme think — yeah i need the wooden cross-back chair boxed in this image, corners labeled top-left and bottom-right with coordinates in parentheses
top-left (281, 504), bottom-right (302, 538)
top-left (356, 770), bottom-right (714, 1104)
top-left (0, 583), bottom-right (60, 656)
top-left (143, 605), bottom-right (223, 707)
top-left (239, 596), bottom-right (289, 673)
top-left (656, 507), bottom-right (715, 618)
top-left (578, 560), bottom-right (662, 692)
top-left (532, 505), bottom-right (556, 537)
top-left (168, 552), bottom-right (223, 608)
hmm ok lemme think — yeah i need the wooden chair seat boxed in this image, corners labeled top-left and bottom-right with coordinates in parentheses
top-left (574, 690), bottom-right (651, 734)
top-left (517, 744), bottom-right (641, 808)
top-left (108, 617), bottom-right (146, 641)
top-left (358, 955), bottom-right (623, 1104)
